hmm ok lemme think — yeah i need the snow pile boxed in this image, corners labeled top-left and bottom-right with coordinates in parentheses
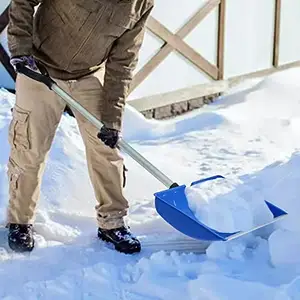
top-left (241, 152), bottom-right (300, 268)
top-left (123, 104), bottom-right (226, 141)
top-left (269, 229), bottom-right (300, 267)
top-left (185, 177), bottom-right (273, 233)
top-left (1, 68), bottom-right (300, 298)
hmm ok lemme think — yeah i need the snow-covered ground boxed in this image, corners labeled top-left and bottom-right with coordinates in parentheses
top-left (1, 68), bottom-right (300, 299)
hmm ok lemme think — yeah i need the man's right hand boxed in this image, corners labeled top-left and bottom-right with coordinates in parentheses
top-left (97, 125), bottom-right (120, 149)
top-left (10, 55), bottom-right (38, 71)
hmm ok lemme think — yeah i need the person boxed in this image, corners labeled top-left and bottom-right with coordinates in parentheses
top-left (6, 0), bottom-right (154, 254)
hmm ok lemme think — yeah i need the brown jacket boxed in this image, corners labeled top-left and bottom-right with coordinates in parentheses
top-left (7, 0), bottom-right (153, 130)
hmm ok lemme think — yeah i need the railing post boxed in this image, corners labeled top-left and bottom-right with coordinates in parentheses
top-left (217, 0), bottom-right (226, 80)
top-left (273, 0), bottom-right (281, 68)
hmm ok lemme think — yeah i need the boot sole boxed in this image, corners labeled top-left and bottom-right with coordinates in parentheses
top-left (98, 233), bottom-right (141, 254)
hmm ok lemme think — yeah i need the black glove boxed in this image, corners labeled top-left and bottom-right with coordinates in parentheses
top-left (97, 125), bottom-right (120, 149)
top-left (10, 55), bottom-right (38, 71)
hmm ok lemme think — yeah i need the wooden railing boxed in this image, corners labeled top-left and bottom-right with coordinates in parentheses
top-left (128, 0), bottom-right (300, 112)
top-left (131, 0), bottom-right (290, 93)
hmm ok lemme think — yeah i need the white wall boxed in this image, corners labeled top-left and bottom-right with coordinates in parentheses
top-left (279, 0), bottom-right (300, 65)
top-left (224, 0), bottom-right (275, 78)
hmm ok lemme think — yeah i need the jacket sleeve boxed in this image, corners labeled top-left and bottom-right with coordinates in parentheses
top-left (7, 0), bottom-right (40, 57)
top-left (102, 6), bottom-right (153, 131)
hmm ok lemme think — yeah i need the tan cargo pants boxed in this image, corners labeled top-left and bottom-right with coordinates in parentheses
top-left (7, 70), bottom-right (128, 229)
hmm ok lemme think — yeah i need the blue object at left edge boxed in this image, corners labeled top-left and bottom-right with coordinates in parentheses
top-left (154, 175), bottom-right (288, 242)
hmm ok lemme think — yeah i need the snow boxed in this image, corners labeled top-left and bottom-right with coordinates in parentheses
top-left (185, 177), bottom-right (273, 233)
top-left (1, 67), bottom-right (300, 298)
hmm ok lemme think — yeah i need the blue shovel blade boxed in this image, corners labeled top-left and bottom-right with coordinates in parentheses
top-left (154, 175), bottom-right (288, 242)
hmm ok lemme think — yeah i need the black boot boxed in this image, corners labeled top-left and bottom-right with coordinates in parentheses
top-left (98, 226), bottom-right (141, 254)
top-left (8, 224), bottom-right (34, 252)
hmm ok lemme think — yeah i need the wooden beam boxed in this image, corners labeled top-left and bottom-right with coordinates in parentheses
top-left (130, 0), bottom-right (220, 92)
top-left (128, 80), bottom-right (228, 112)
top-left (147, 17), bottom-right (218, 79)
top-left (273, 0), bottom-right (281, 67)
top-left (217, 0), bottom-right (226, 80)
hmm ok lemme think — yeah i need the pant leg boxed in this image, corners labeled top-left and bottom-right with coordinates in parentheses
top-left (7, 74), bottom-right (66, 224)
top-left (69, 70), bottom-right (129, 229)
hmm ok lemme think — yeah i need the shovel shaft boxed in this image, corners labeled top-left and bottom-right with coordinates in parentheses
top-left (51, 84), bottom-right (175, 189)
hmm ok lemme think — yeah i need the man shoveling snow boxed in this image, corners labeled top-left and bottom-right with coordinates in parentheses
top-left (6, 0), bottom-right (153, 254)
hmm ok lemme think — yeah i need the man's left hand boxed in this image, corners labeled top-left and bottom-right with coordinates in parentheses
top-left (10, 55), bottom-right (39, 71)
top-left (97, 125), bottom-right (120, 149)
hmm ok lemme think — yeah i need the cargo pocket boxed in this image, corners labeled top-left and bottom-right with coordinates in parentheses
top-left (9, 106), bottom-right (31, 151)
top-left (7, 158), bottom-right (23, 199)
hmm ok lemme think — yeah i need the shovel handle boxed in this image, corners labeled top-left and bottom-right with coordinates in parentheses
top-left (15, 62), bottom-right (54, 89)
top-left (15, 62), bottom-right (178, 189)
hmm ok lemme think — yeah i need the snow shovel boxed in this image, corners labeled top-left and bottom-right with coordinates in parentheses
top-left (15, 63), bottom-right (288, 242)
